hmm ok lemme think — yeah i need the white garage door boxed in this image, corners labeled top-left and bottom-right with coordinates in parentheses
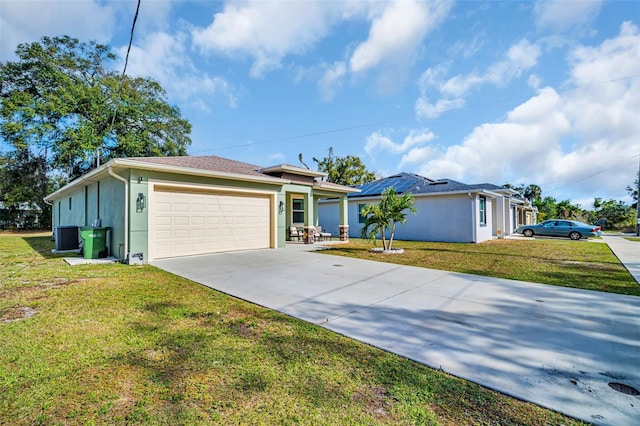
top-left (152, 187), bottom-right (272, 259)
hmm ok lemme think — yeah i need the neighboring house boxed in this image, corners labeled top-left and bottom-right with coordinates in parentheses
top-left (318, 173), bottom-right (537, 243)
top-left (45, 156), bottom-right (358, 263)
top-left (0, 202), bottom-right (42, 230)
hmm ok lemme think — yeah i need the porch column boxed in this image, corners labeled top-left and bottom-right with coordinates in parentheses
top-left (339, 195), bottom-right (349, 241)
top-left (303, 192), bottom-right (315, 244)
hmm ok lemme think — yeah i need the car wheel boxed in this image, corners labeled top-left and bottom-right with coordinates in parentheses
top-left (523, 229), bottom-right (534, 237)
top-left (569, 231), bottom-right (581, 240)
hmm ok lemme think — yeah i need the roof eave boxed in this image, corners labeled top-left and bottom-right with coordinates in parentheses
top-left (260, 164), bottom-right (327, 178)
top-left (118, 158), bottom-right (288, 185)
top-left (45, 158), bottom-right (290, 202)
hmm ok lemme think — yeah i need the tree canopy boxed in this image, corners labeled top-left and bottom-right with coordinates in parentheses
top-left (0, 36), bottom-right (192, 228)
top-left (312, 148), bottom-right (376, 186)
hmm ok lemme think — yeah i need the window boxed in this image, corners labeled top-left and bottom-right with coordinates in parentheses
top-left (479, 196), bottom-right (486, 225)
top-left (68, 197), bottom-right (72, 210)
top-left (358, 204), bottom-right (367, 223)
top-left (292, 198), bottom-right (304, 224)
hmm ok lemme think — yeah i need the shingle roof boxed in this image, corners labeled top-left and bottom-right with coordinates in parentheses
top-left (350, 172), bottom-right (501, 198)
top-left (128, 155), bottom-right (265, 177)
top-left (470, 183), bottom-right (508, 191)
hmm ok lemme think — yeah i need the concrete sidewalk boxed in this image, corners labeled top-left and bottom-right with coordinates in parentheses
top-left (153, 244), bottom-right (640, 425)
top-left (602, 234), bottom-right (640, 284)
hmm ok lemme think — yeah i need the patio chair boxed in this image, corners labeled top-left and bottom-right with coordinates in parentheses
top-left (289, 226), bottom-right (302, 241)
top-left (315, 226), bottom-right (332, 241)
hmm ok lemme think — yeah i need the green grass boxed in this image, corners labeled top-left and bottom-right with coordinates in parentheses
top-left (624, 237), bottom-right (640, 242)
top-left (0, 234), bottom-right (584, 425)
top-left (322, 238), bottom-right (640, 296)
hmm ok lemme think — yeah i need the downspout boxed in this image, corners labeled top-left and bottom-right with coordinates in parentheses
top-left (108, 166), bottom-right (128, 262)
top-left (468, 192), bottom-right (477, 243)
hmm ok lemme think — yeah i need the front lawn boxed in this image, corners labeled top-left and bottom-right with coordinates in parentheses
top-left (322, 238), bottom-right (640, 296)
top-left (0, 234), bottom-right (584, 425)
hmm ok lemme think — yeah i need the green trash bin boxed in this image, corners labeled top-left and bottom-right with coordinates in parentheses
top-left (80, 227), bottom-right (110, 259)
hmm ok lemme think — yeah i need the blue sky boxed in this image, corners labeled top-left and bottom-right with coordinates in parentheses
top-left (1, 0), bottom-right (639, 207)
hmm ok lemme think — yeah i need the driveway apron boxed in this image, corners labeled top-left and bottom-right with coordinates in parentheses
top-left (153, 244), bottom-right (640, 426)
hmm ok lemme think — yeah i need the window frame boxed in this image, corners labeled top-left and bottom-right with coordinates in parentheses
top-left (291, 197), bottom-right (305, 225)
top-left (479, 195), bottom-right (487, 226)
top-left (358, 203), bottom-right (367, 224)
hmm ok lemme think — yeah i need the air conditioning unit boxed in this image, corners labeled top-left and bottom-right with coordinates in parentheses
top-left (55, 226), bottom-right (79, 251)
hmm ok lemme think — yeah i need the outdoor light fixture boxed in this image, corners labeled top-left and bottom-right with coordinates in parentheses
top-left (279, 201), bottom-right (285, 214)
top-left (137, 176), bottom-right (143, 183)
top-left (136, 193), bottom-right (146, 211)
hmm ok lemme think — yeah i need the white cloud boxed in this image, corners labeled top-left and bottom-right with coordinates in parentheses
top-left (365, 129), bottom-right (435, 156)
top-left (534, 0), bottom-right (602, 33)
top-left (414, 23), bottom-right (640, 201)
top-left (349, 0), bottom-right (451, 73)
top-left (191, 0), bottom-right (343, 78)
top-left (415, 97), bottom-right (465, 118)
top-left (0, 0), bottom-right (121, 60)
top-left (191, 0), bottom-right (450, 89)
top-left (417, 88), bottom-right (571, 181)
top-left (399, 146), bottom-right (437, 168)
top-left (416, 39), bottom-right (541, 119)
top-left (120, 31), bottom-right (238, 110)
top-left (528, 74), bottom-right (542, 89)
top-left (318, 62), bottom-right (347, 101)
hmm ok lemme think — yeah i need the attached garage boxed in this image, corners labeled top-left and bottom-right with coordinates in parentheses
top-left (150, 184), bottom-right (274, 259)
top-left (45, 155), bottom-right (357, 264)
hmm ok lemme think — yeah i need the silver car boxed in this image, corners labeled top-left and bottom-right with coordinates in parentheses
top-left (516, 220), bottom-right (602, 240)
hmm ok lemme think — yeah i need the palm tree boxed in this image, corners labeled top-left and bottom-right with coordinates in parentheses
top-left (360, 188), bottom-right (416, 250)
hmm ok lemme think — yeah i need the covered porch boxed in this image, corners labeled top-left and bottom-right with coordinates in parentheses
top-left (258, 164), bottom-right (359, 246)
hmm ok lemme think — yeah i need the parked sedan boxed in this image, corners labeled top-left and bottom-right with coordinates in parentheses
top-left (516, 220), bottom-right (602, 240)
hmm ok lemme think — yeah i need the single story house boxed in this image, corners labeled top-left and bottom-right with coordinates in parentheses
top-left (318, 173), bottom-right (537, 243)
top-left (45, 156), bottom-right (359, 263)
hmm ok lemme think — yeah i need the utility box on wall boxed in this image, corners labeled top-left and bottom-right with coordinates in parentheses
top-left (55, 226), bottom-right (79, 251)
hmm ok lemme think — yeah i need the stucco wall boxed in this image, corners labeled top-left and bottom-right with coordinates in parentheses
top-left (55, 187), bottom-right (86, 228)
top-left (317, 202), bottom-right (341, 237)
top-left (98, 176), bottom-right (126, 258)
top-left (400, 195), bottom-right (475, 242)
top-left (86, 183), bottom-right (98, 224)
top-left (476, 195), bottom-right (493, 243)
top-left (320, 194), bottom-right (491, 243)
top-left (51, 178), bottom-right (127, 254)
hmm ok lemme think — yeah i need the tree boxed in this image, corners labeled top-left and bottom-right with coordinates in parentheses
top-left (556, 199), bottom-right (581, 219)
top-left (593, 198), bottom-right (635, 230)
top-left (360, 188), bottom-right (416, 251)
top-left (502, 183), bottom-right (525, 198)
top-left (523, 184), bottom-right (542, 203)
top-left (312, 147), bottom-right (376, 186)
top-left (535, 196), bottom-right (558, 221)
top-left (0, 150), bottom-right (51, 228)
top-left (0, 36), bottom-right (191, 227)
top-left (627, 171), bottom-right (639, 210)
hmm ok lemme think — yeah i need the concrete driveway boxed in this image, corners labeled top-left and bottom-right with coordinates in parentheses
top-left (153, 244), bottom-right (640, 425)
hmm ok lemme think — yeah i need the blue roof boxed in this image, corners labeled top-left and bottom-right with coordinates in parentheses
top-left (350, 172), bottom-right (498, 198)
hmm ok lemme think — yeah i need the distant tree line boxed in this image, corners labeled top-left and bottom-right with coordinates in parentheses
top-left (504, 175), bottom-right (638, 230)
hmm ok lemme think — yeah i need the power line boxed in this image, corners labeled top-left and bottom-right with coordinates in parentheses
top-left (200, 74), bottom-right (640, 154)
top-left (212, 119), bottom-right (397, 151)
top-left (108, 0), bottom-right (141, 133)
top-left (98, 0), bottom-right (141, 167)
top-left (544, 153), bottom-right (640, 196)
